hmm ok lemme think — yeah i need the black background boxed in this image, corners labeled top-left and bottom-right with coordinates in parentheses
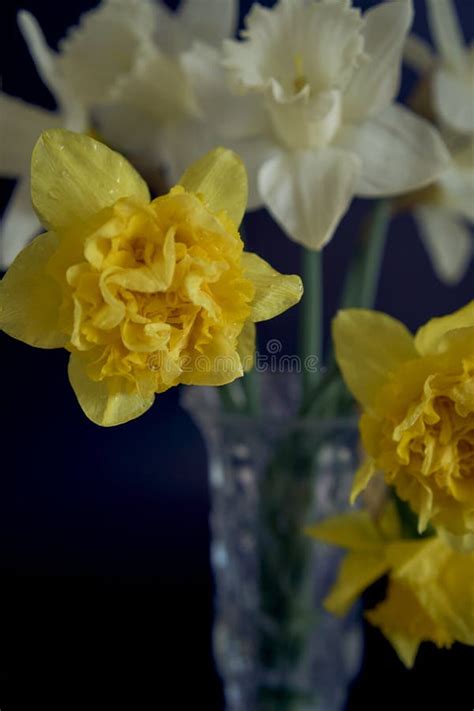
top-left (1, 1), bottom-right (473, 709)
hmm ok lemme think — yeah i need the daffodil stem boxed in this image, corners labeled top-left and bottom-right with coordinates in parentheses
top-left (219, 383), bottom-right (242, 413)
top-left (299, 248), bottom-right (322, 398)
top-left (242, 368), bottom-right (260, 416)
top-left (339, 200), bottom-right (391, 312)
top-left (358, 200), bottom-right (392, 310)
top-left (316, 201), bottom-right (391, 418)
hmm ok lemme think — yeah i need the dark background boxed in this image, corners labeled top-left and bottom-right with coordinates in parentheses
top-left (1, 1), bottom-right (473, 709)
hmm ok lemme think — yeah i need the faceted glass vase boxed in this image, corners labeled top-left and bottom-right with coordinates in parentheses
top-left (183, 380), bottom-right (363, 711)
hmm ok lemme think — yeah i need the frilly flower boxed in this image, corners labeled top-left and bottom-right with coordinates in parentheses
top-left (193, 0), bottom-right (451, 249)
top-left (0, 130), bottom-right (302, 426)
top-left (333, 302), bottom-right (474, 537)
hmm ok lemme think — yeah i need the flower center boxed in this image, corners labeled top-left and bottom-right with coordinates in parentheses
top-left (293, 53), bottom-right (308, 95)
top-left (391, 387), bottom-right (474, 530)
top-left (268, 88), bottom-right (342, 150)
top-left (57, 191), bottom-right (254, 392)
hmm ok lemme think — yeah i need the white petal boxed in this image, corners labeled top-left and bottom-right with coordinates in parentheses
top-left (0, 179), bottom-right (41, 270)
top-left (181, 42), bottom-right (267, 140)
top-left (18, 11), bottom-right (86, 130)
top-left (415, 206), bottom-right (473, 285)
top-left (337, 104), bottom-right (451, 197)
top-left (426, 0), bottom-right (466, 73)
top-left (0, 93), bottom-right (59, 176)
top-left (107, 41), bottom-right (196, 119)
top-left (159, 117), bottom-right (222, 187)
top-left (179, 0), bottom-right (238, 46)
top-left (18, 12), bottom-right (62, 105)
top-left (439, 142), bottom-right (474, 221)
top-left (258, 147), bottom-right (361, 250)
top-left (96, 38), bottom-right (196, 164)
top-left (433, 68), bottom-right (474, 135)
top-left (56, 0), bottom-right (157, 106)
top-left (224, 0), bottom-right (364, 99)
top-left (229, 136), bottom-right (277, 210)
top-left (95, 102), bottom-right (162, 163)
top-left (344, 0), bottom-right (413, 120)
top-left (268, 88), bottom-right (344, 150)
top-left (403, 34), bottom-right (436, 75)
top-left (153, 3), bottom-right (193, 55)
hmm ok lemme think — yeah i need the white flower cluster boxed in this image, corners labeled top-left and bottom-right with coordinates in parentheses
top-left (404, 0), bottom-right (474, 284)
top-left (1, 0), bottom-right (471, 283)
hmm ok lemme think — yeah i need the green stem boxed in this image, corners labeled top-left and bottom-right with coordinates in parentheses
top-left (359, 200), bottom-right (392, 309)
top-left (218, 382), bottom-right (244, 413)
top-left (299, 249), bottom-right (323, 397)
top-left (242, 365), bottom-right (260, 416)
top-left (308, 201), bottom-right (391, 419)
top-left (341, 200), bottom-right (391, 311)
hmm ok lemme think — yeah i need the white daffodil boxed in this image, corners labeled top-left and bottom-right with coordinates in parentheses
top-left (403, 0), bottom-right (473, 284)
top-left (406, 0), bottom-right (474, 136)
top-left (413, 138), bottom-right (474, 284)
top-left (94, 0), bottom-right (239, 187)
top-left (200, 0), bottom-right (451, 250)
top-left (0, 0), bottom-right (239, 268)
top-left (0, 12), bottom-right (89, 269)
top-left (0, 0), bottom-right (157, 269)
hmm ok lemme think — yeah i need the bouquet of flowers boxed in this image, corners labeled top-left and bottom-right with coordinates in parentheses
top-left (1, 0), bottom-right (472, 709)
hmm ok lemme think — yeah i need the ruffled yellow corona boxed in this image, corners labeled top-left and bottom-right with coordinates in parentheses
top-left (333, 304), bottom-right (474, 536)
top-left (0, 130), bottom-right (302, 426)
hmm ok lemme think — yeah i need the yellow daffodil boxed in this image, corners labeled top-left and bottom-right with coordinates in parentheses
top-left (0, 129), bottom-right (302, 427)
top-left (333, 303), bottom-right (474, 536)
top-left (308, 504), bottom-right (474, 668)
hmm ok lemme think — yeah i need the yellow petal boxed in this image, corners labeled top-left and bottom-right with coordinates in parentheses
top-left (31, 129), bottom-right (150, 232)
top-left (384, 633), bottom-right (419, 669)
top-left (365, 588), bottom-right (422, 668)
top-left (350, 459), bottom-right (377, 504)
top-left (438, 529), bottom-right (474, 553)
top-left (306, 510), bottom-right (384, 551)
top-left (180, 334), bottom-right (244, 386)
top-left (378, 500), bottom-right (403, 541)
top-left (242, 252), bottom-right (303, 322)
top-left (414, 300), bottom-right (474, 355)
top-left (178, 147), bottom-right (248, 227)
top-left (366, 581), bottom-right (452, 667)
top-left (237, 319), bottom-right (256, 372)
top-left (422, 549), bottom-right (474, 646)
top-left (386, 538), bottom-right (446, 583)
top-left (68, 352), bottom-right (155, 427)
top-left (333, 309), bottom-right (417, 410)
top-left (323, 551), bottom-right (389, 617)
top-left (0, 232), bottom-right (66, 348)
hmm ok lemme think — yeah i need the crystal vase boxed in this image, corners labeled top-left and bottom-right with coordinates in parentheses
top-left (182, 379), bottom-right (363, 711)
